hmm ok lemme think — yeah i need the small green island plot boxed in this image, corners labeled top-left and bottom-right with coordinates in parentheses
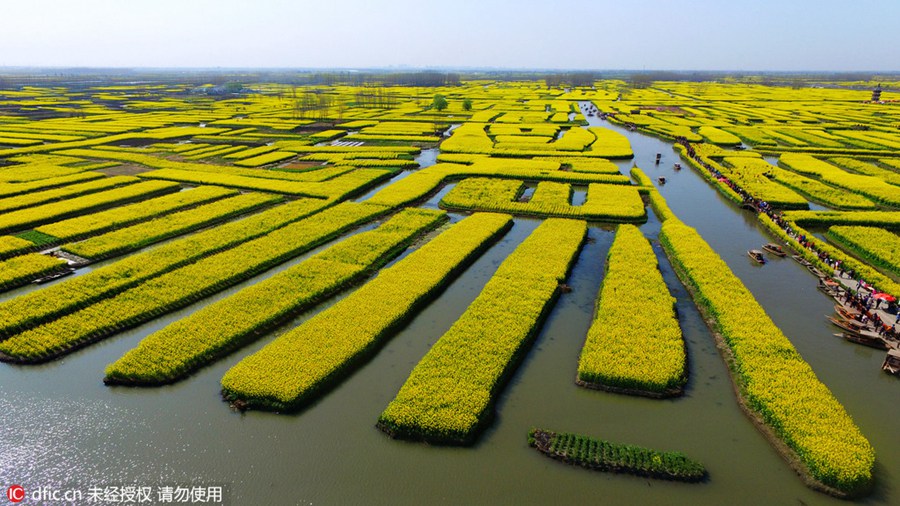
top-left (529, 429), bottom-right (707, 483)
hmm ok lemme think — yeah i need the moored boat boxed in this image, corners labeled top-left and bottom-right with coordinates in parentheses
top-left (818, 281), bottom-right (843, 298)
top-left (826, 315), bottom-right (870, 335)
top-left (832, 311), bottom-right (870, 327)
top-left (837, 331), bottom-right (888, 350)
top-left (808, 265), bottom-right (827, 278)
top-left (883, 349), bottom-right (900, 376)
top-left (33, 268), bottom-right (75, 285)
top-left (818, 278), bottom-right (844, 295)
top-left (834, 304), bottom-right (861, 321)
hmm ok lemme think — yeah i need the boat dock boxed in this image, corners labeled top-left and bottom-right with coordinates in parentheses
top-left (818, 266), bottom-right (900, 376)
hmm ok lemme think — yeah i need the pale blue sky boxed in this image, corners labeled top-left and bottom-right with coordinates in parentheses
top-left (1, 0), bottom-right (897, 71)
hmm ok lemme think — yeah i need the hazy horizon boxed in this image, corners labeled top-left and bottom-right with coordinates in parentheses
top-left (2, 0), bottom-right (899, 72)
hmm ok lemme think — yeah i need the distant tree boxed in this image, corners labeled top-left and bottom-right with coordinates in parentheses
top-left (628, 74), bottom-right (654, 89)
top-left (432, 94), bottom-right (448, 111)
top-left (224, 81), bottom-right (244, 94)
top-left (462, 98), bottom-right (473, 111)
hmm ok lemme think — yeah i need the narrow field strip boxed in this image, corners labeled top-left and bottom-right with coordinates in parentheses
top-left (0, 235), bottom-right (39, 261)
top-left (0, 172), bottom-right (105, 199)
top-left (0, 165), bottom-right (93, 183)
top-left (0, 198), bottom-right (330, 340)
top-left (829, 157), bottom-right (900, 187)
top-left (767, 167), bottom-right (876, 210)
top-left (0, 175), bottom-right (138, 214)
top-left (698, 126), bottom-right (741, 146)
top-left (0, 254), bottom-right (68, 293)
top-left (576, 224), bottom-right (686, 397)
top-left (220, 212), bottom-right (514, 412)
top-left (377, 218), bottom-right (586, 444)
top-left (61, 192), bottom-right (280, 261)
top-left (58, 148), bottom-right (323, 182)
top-left (0, 202), bottom-right (387, 363)
top-left (784, 209), bottom-right (900, 229)
top-left (223, 145), bottom-right (278, 160)
top-left (34, 186), bottom-right (237, 243)
top-left (104, 208), bottom-right (448, 385)
top-left (184, 145), bottom-right (246, 160)
top-left (826, 226), bottom-right (900, 278)
top-left (660, 216), bottom-right (874, 497)
top-left (0, 180), bottom-right (182, 234)
top-left (0, 127), bottom-right (227, 158)
top-left (779, 153), bottom-right (900, 207)
top-left (139, 167), bottom-right (395, 199)
top-left (138, 168), bottom-right (325, 196)
top-left (0, 137), bottom-right (41, 146)
top-left (233, 151), bottom-right (295, 167)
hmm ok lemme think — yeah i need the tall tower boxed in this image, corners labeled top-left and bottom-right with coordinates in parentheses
top-left (872, 84), bottom-right (883, 102)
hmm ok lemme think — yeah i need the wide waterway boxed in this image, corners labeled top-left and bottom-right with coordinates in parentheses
top-left (0, 110), bottom-right (896, 505)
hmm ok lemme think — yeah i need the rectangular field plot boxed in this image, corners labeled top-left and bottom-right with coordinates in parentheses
top-left (440, 177), bottom-right (646, 222)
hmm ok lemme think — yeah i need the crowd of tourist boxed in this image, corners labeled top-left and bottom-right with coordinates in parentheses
top-left (673, 137), bottom-right (899, 322)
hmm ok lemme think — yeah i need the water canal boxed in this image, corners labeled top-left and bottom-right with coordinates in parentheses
top-left (0, 112), bottom-right (896, 505)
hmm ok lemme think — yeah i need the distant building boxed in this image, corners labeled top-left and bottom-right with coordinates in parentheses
top-left (872, 84), bottom-right (882, 102)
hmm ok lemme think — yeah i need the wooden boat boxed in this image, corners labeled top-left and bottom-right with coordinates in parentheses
top-left (835, 304), bottom-right (861, 320)
top-left (817, 278), bottom-right (844, 297)
top-left (32, 268), bottom-right (74, 285)
top-left (673, 163), bottom-right (682, 171)
top-left (822, 278), bottom-right (841, 288)
top-left (837, 331), bottom-right (888, 350)
top-left (762, 243), bottom-right (787, 257)
top-left (826, 315), bottom-right (870, 335)
top-left (658, 177), bottom-right (667, 185)
top-left (748, 250), bottom-right (766, 264)
top-left (807, 265), bottom-right (827, 278)
top-left (883, 349), bottom-right (900, 376)
top-left (832, 311), bottom-right (870, 328)
top-left (818, 284), bottom-right (838, 297)
top-left (791, 254), bottom-right (812, 267)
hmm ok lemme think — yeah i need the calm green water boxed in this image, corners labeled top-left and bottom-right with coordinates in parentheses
top-left (0, 114), bottom-right (896, 505)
